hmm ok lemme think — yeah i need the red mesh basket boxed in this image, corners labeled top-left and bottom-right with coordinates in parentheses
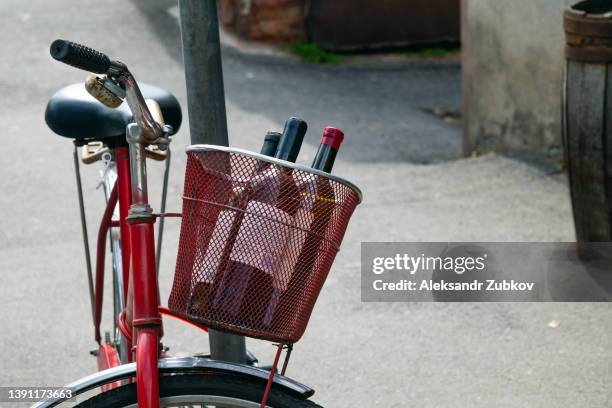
top-left (168, 145), bottom-right (361, 343)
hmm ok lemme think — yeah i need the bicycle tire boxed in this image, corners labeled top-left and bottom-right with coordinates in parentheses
top-left (74, 373), bottom-right (322, 407)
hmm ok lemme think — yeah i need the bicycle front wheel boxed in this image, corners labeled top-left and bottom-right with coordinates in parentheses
top-left (74, 373), bottom-right (321, 407)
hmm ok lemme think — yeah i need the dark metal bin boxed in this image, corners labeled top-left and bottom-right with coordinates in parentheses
top-left (564, 0), bottom-right (612, 241)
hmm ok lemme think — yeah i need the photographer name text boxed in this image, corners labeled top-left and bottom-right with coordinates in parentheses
top-left (371, 254), bottom-right (535, 293)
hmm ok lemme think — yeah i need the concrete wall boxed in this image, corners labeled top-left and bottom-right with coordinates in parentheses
top-left (463, 0), bottom-right (573, 166)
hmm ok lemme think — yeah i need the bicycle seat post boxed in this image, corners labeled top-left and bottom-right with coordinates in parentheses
top-left (126, 123), bottom-right (152, 215)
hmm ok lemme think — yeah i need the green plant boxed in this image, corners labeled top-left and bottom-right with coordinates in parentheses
top-left (289, 42), bottom-right (341, 64)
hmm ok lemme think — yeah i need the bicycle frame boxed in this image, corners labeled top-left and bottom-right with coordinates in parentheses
top-left (92, 146), bottom-right (133, 369)
top-left (91, 141), bottom-right (161, 403)
top-left (50, 39), bottom-right (302, 408)
top-left (79, 64), bottom-right (168, 407)
top-left (126, 132), bottom-right (159, 408)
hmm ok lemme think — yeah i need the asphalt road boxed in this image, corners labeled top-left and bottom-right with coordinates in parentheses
top-left (1, 0), bottom-right (611, 407)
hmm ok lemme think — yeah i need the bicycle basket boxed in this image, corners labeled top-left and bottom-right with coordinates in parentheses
top-left (168, 145), bottom-right (362, 343)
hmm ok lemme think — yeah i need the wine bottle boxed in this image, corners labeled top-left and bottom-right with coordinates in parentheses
top-left (257, 131), bottom-right (282, 171)
top-left (265, 127), bottom-right (344, 328)
top-left (188, 131), bottom-right (281, 316)
top-left (311, 127), bottom-right (343, 172)
top-left (212, 118), bottom-right (307, 327)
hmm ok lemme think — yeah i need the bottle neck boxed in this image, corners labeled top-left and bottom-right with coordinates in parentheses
top-left (311, 144), bottom-right (337, 172)
top-left (260, 141), bottom-right (279, 157)
top-left (260, 132), bottom-right (281, 157)
top-left (276, 118), bottom-right (307, 163)
top-left (256, 132), bottom-right (281, 173)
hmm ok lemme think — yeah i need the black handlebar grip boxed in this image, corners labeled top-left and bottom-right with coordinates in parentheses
top-left (50, 39), bottom-right (111, 74)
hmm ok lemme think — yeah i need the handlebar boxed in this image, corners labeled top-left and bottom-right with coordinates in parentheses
top-left (50, 39), bottom-right (111, 74)
top-left (49, 39), bottom-right (171, 146)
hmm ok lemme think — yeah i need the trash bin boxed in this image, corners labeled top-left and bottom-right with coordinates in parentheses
top-left (564, 0), bottom-right (612, 242)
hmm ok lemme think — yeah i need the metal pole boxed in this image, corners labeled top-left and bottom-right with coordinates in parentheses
top-left (179, 0), bottom-right (229, 146)
top-left (178, 0), bottom-right (247, 364)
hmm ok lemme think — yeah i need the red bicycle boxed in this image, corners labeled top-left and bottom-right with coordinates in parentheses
top-left (36, 39), bottom-right (360, 408)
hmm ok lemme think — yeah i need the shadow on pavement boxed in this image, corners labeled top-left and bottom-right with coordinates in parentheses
top-left (131, 0), bottom-right (463, 165)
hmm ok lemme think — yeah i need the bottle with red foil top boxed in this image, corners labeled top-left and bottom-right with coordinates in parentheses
top-left (310, 126), bottom-right (344, 171)
top-left (211, 118), bottom-right (307, 327)
top-left (264, 127), bottom-right (344, 329)
top-left (188, 131), bottom-right (281, 317)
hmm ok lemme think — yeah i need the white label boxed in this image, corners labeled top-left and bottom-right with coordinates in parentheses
top-left (229, 201), bottom-right (293, 276)
top-left (199, 210), bottom-right (236, 282)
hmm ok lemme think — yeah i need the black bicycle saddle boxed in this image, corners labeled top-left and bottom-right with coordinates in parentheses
top-left (45, 82), bottom-right (182, 143)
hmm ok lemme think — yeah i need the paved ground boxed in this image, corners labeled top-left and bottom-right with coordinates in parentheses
top-left (1, 0), bottom-right (612, 407)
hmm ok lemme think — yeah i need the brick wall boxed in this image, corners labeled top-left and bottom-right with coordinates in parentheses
top-left (219, 0), bottom-right (306, 43)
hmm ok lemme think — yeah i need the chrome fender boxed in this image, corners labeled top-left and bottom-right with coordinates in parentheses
top-left (32, 356), bottom-right (314, 407)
